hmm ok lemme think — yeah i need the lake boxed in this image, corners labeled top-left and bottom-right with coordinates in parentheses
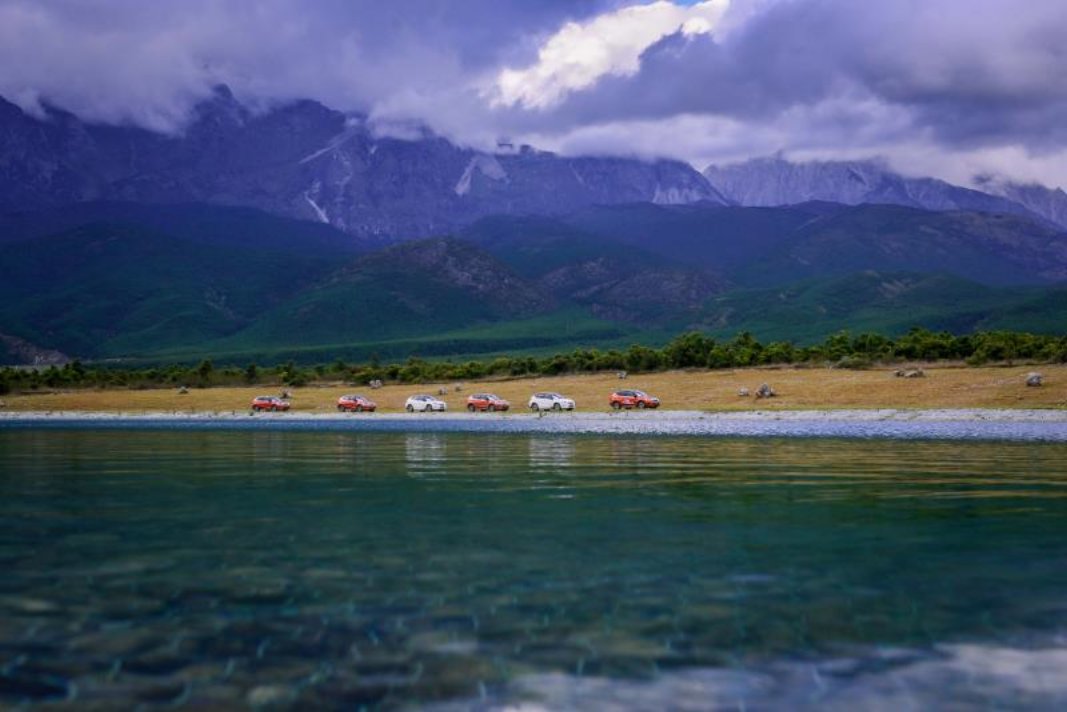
top-left (2, 429), bottom-right (1067, 709)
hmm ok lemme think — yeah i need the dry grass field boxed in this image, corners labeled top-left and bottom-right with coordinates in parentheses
top-left (2, 364), bottom-right (1065, 413)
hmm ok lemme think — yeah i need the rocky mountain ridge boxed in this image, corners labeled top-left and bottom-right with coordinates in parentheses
top-left (0, 86), bottom-right (724, 241)
top-left (703, 155), bottom-right (1067, 229)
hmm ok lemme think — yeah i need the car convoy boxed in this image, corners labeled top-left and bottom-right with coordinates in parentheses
top-left (251, 389), bottom-right (660, 413)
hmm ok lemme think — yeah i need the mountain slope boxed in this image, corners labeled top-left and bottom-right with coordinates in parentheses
top-left (220, 237), bottom-right (554, 348)
top-left (976, 177), bottom-right (1067, 230)
top-left (554, 202), bottom-right (1067, 287)
top-left (703, 156), bottom-right (1058, 227)
top-left (0, 87), bottom-right (725, 241)
top-left (738, 205), bottom-right (1067, 287)
top-left (459, 214), bottom-right (723, 324)
top-left (698, 272), bottom-right (1067, 343)
top-left (0, 224), bottom-right (335, 357)
top-left (563, 202), bottom-right (822, 274)
top-left (0, 201), bottom-right (367, 253)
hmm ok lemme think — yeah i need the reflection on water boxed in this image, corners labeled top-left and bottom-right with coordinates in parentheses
top-left (1, 430), bottom-right (1067, 709)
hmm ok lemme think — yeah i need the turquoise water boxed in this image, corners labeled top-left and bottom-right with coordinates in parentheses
top-left (2, 430), bottom-right (1067, 709)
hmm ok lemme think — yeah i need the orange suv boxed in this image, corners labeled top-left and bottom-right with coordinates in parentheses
top-left (609, 389), bottom-right (660, 410)
top-left (337, 394), bottom-right (377, 412)
top-left (251, 395), bottom-right (291, 412)
top-left (466, 393), bottom-right (510, 412)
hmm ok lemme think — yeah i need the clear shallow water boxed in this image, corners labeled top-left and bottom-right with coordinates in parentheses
top-left (1, 430), bottom-right (1067, 710)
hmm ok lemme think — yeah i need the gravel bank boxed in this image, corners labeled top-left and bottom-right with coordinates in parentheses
top-left (2, 409), bottom-right (1066, 441)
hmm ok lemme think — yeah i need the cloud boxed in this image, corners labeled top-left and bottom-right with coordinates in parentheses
top-left (0, 0), bottom-right (608, 132)
top-left (488, 0), bottom-right (729, 110)
top-left (494, 0), bottom-right (1067, 186)
top-left (0, 0), bottom-right (1066, 187)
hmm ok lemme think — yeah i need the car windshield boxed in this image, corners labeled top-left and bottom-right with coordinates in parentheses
top-left (547, 393), bottom-right (563, 398)
top-left (633, 390), bottom-right (648, 397)
top-left (487, 394), bottom-right (501, 400)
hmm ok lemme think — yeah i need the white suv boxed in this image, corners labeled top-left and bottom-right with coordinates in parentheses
top-left (405, 394), bottom-right (448, 412)
top-left (528, 392), bottom-right (576, 412)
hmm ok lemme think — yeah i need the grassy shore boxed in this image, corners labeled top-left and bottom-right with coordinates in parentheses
top-left (1, 364), bottom-right (1064, 413)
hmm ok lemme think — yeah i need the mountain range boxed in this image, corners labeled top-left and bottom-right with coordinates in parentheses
top-left (0, 89), bottom-right (1065, 365)
top-left (703, 155), bottom-right (1067, 230)
top-left (0, 86), bottom-right (722, 242)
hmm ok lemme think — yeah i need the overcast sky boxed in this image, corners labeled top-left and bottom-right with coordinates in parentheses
top-left (2, 0), bottom-right (1066, 187)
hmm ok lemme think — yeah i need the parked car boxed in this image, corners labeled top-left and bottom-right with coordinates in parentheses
top-left (466, 393), bottom-right (510, 412)
top-left (337, 394), bottom-right (377, 413)
top-left (251, 395), bottom-right (291, 412)
top-left (609, 389), bottom-right (660, 410)
top-left (405, 394), bottom-right (448, 412)
top-left (528, 392), bottom-right (576, 412)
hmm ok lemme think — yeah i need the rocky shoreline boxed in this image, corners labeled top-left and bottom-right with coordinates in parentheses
top-left (2, 409), bottom-right (1066, 441)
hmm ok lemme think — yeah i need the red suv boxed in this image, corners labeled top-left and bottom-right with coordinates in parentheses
top-left (466, 393), bottom-right (510, 412)
top-left (337, 394), bottom-right (377, 413)
top-left (609, 389), bottom-right (660, 410)
top-left (251, 395), bottom-right (291, 412)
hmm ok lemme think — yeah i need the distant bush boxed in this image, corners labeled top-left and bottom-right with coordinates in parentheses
top-left (1, 327), bottom-right (1066, 393)
top-left (835, 356), bottom-right (874, 370)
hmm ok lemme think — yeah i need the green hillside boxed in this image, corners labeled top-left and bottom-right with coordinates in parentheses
top-left (698, 271), bottom-right (1067, 343)
top-left (565, 202), bottom-right (818, 275)
top-left (1, 202), bottom-right (1064, 365)
top-left (459, 215), bottom-right (675, 276)
top-left (0, 201), bottom-right (366, 254)
top-left (0, 223), bottom-right (336, 357)
top-left (149, 309), bottom-right (642, 366)
top-left (738, 205), bottom-right (1066, 286)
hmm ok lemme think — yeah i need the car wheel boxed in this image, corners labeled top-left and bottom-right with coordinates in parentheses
top-left (356, 405), bottom-right (363, 413)
top-left (637, 401), bottom-right (646, 409)
top-left (406, 404), bottom-right (414, 413)
top-left (468, 404), bottom-right (476, 413)
top-left (488, 404), bottom-right (495, 412)
top-left (611, 401), bottom-right (621, 410)
top-left (530, 403), bottom-right (540, 412)
top-left (270, 405), bottom-right (278, 412)
top-left (552, 403), bottom-right (562, 411)
top-left (337, 405), bottom-right (345, 412)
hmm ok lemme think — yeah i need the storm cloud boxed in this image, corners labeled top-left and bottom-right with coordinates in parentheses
top-left (1, 0), bottom-right (1066, 186)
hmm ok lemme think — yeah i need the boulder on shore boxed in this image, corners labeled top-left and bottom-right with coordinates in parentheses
top-left (755, 383), bottom-right (776, 399)
top-left (1026, 372), bottom-right (1044, 387)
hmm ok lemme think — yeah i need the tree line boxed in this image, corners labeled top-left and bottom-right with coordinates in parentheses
top-left (2, 328), bottom-right (1065, 395)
